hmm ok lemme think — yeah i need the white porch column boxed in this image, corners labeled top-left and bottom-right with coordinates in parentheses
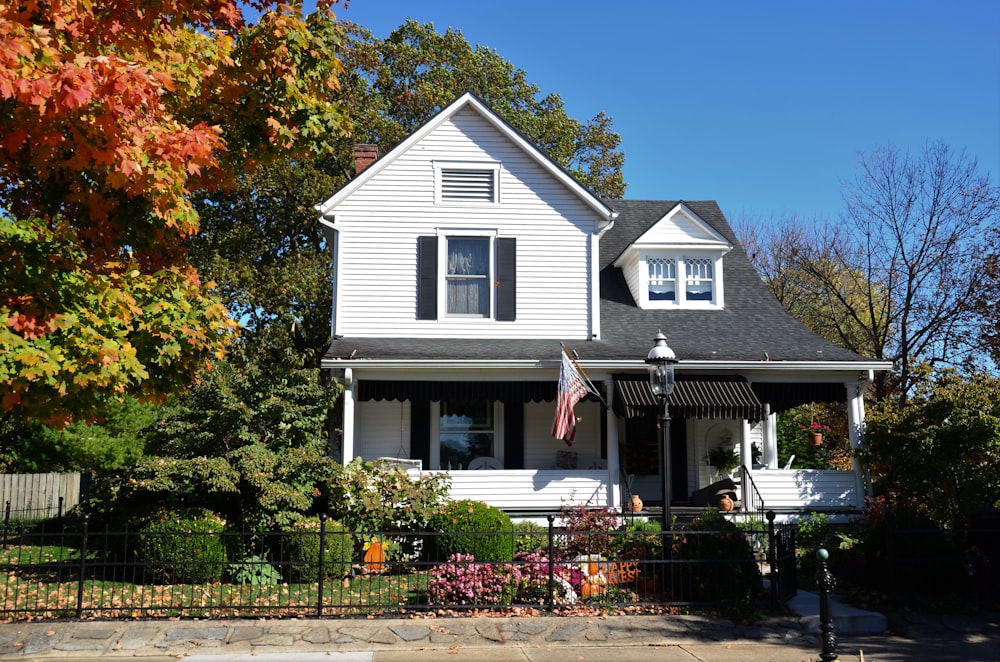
top-left (762, 404), bottom-right (779, 469)
top-left (342, 368), bottom-right (356, 463)
top-left (846, 374), bottom-right (869, 500)
top-left (740, 419), bottom-right (753, 470)
top-left (605, 378), bottom-right (620, 508)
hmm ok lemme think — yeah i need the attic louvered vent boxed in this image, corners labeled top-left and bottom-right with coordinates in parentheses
top-left (441, 169), bottom-right (496, 202)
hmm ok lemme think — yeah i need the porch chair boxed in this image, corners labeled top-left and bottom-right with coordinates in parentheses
top-left (783, 454), bottom-right (795, 470)
top-left (468, 456), bottom-right (503, 470)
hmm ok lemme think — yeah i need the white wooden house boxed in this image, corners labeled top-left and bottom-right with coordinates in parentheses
top-left (317, 93), bottom-right (891, 517)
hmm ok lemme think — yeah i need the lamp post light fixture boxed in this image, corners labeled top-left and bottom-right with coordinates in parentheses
top-left (646, 331), bottom-right (678, 538)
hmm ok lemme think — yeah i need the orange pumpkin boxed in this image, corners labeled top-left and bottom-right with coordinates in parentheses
top-left (364, 539), bottom-right (386, 572)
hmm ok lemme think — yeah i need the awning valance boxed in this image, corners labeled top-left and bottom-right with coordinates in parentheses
top-left (357, 380), bottom-right (558, 403)
top-left (612, 374), bottom-right (766, 421)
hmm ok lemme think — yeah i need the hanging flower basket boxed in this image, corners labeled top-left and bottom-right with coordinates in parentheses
top-left (801, 422), bottom-right (831, 446)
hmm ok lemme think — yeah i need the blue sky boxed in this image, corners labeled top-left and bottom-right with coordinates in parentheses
top-left (337, 0), bottom-right (1000, 222)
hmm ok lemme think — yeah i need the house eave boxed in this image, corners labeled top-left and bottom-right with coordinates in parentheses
top-left (322, 358), bottom-right (892, 375)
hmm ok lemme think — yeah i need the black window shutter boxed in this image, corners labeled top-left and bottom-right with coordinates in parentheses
top-left (496, 237), bottom-right (516, 321)
top-left (416, 236), bottom-right (438, 320)
top-left (410, 400), bottom-right (431, 469)
top-left (503, 402), bottom-right (524, 470)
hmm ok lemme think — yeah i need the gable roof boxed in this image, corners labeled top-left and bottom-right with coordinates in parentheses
top-left (315, 91), bottom-right (617, 224)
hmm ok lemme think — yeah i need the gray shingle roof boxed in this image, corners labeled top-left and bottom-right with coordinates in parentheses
top-left (323, 200), bottom-right (871, 365)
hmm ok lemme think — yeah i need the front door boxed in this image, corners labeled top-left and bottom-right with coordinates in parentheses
top-left (623, 415), bottom-right (688, 504)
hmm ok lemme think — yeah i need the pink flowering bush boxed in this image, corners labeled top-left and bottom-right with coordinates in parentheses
top-left (425, 553), bottom-right (521, 605)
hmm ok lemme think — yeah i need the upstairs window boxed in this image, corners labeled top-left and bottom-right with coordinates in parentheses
top-left (435, 162), bottom-right (500, 204)
top-left (417, 235), bottom-right (516, 321)
top-left (642, 253), bottom-right (723, 308)
top-left (685, 257), bottom-right (714, 301)
top-left (648, 257), bottom-right (677, 301)
top-left (447, 237), bottom-right (489, 316)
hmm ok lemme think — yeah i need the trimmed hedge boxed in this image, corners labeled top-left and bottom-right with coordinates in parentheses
top-left (282, 516), bottom-right (353, 583)
top-left (426, 500), bottom-right (515, 563)
top-left (134, 508), bottom-right (228, 584)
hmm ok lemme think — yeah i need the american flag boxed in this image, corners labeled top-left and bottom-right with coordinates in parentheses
top-left (551, 348), bottom-right (594, 446)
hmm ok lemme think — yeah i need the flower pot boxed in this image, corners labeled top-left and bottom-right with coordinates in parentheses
top-left (811, 432), bottom-right (823, 445)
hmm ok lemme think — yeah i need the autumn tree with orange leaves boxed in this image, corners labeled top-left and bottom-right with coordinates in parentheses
top-left (0, 0), bottom-right (349, 426)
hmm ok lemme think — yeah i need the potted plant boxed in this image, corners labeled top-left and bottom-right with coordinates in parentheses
top-left (801, 421), bottom-right (832, 445)
top-left (707, 445), bottom-right (740, 477)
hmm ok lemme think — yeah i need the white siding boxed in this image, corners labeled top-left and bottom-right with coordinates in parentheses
top-left (330, 109), bottom-right (600, 339)
top-left (637, 210), bottom-right (722, 245)
top-left (356, 400), bottom-right (412, 462)
top-left (524, 401), bottom-right (603, 470)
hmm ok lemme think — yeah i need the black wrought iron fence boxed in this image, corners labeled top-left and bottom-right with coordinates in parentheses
top-left (1, 510), bottom-right (793, 620)
top-left (880, 510), bottom-right (1000, 605)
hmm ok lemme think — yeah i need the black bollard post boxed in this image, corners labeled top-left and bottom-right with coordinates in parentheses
top-left (816, 547), bottom-right (838, 661)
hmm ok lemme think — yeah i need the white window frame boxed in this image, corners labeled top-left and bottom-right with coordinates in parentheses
top-left (437, 230), bottom-right (498, 319)
top-left (429, 401), bottom-right (504, 470)
top-left (434, 161), bottom-right (501, 205)
top-left (640, 251), bottom-right (724, 309)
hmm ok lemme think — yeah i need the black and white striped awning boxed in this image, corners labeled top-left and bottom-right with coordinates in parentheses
top-left (612, 374), bottom-right (766, 421)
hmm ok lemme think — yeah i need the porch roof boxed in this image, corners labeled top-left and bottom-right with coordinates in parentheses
top-left (613, 374), bottom-right (766, 421)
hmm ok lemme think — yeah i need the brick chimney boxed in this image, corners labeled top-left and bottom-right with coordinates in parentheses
top-left (353, 144), bottom-right (378, 175)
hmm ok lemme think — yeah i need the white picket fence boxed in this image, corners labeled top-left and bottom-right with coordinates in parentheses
top-left (0, 473), bottom-right (82, 519)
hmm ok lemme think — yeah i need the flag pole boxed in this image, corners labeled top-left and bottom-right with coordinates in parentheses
top-left (560, 343), bottom-right (609, 409)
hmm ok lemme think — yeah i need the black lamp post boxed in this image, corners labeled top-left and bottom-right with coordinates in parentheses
top-left (646, 331), bottom-right (678, 536)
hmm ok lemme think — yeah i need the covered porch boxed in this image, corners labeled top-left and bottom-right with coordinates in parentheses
top-left (342, 367), bottom-right (872, 517)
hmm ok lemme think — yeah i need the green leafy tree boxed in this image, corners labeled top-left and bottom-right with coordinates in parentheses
top-left (860, 371), bottom-right (1000, 528)
top-left (0, 397), bottom-right (155, 473)
top-left (88, 349), bottom-right (341, 529)
top-left (190, 160), bottom-right (338, 369)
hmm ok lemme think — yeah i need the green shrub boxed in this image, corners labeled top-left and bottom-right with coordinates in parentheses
top-left (514, 520), bottom-right (549, 554)
top-left (227, 554), bottom-right (282, 586)
top-left (426, 500), bottom-right (515, 563)
top-left (282, 516), bottom-right (353, 583)
top-left (673, 508), bottom-right (762, 604)
top-left (860, 508), bottom-right (966, 598)
top-left (614, 517), bottom-right (663, 561)
top-left (134, 508), bottom-right (228, 584)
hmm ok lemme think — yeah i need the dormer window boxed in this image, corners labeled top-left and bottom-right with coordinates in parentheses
top-left (613, 203), bottom-right (732, 311)
top-left (640, 252), bottom-right (725, 309)
top-left (435, 162), bottom-right (500, 204)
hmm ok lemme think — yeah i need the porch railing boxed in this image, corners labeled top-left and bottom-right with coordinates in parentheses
top-left (738, 465), bottom-right (765, 522)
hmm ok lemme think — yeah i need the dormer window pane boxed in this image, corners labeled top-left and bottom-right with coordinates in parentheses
top-left (685, 257), bottom-right (714, 301)
top-left (648, 257), bottom-right (676, 301)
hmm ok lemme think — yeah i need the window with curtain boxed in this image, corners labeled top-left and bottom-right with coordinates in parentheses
top-left (447, 237), bottom-right (489, 316)
top-left (648, 256), bottom-right (676, 301)
top-left (685, 257), bottom-right (714, 301)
